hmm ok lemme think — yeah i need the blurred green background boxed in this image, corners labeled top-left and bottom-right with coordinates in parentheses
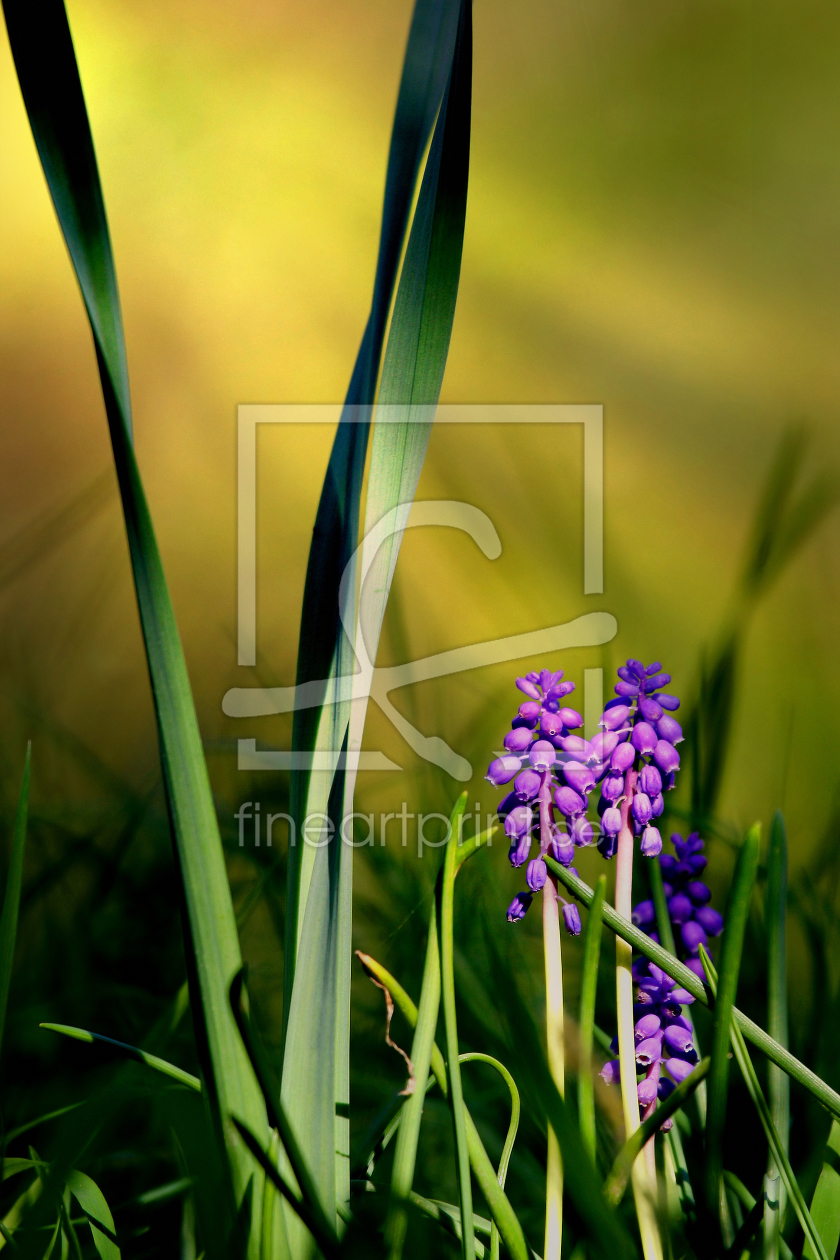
top-left (1, 0), bottom-right (840, 1249)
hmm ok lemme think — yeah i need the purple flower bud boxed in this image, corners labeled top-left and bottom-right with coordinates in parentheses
top-left (635, 1037), bottom-right (663, 1067)
top-left (554, 680), bottom-right (576, 698)
top-left (507, 892), bottom-right (533, 922)
top-left (684, 957), bottom-right (708, 982)
top-left (601, 772), bottom-right (625, 802)
top-left (645, 661), bottom-right (662, 675)
top-left (486, 754), bottom-right (522, 786)
top-left (653, 740), bottom-right (680, 774)
top-left (518, 701), bottom-right (541, 721)
top-left (504, 727), bottom-right (533, 753)
top-left (602, 806), bottom-right (622, 837)
top-left (663, 1025), bottom-right (695, 1056)
top-left (635, 1013), bottom-right (661, 1042)
top-left (651, 793), bottom-right (664, 819)
top-left (529, 741), bottom-right (556, 771)
top-left (526, 671), bottom-right (540, 683)
top-left (687, 880), bottom-right (711, 905)
top-left (601, 704), bottom-right (631, 731)
top-left (526, 858), bottom-right (547, 892)
top-left (631, 722), bottom-right (658, 755)
top-left (540, 711), bottom-right (564, 739)
top-left (504, 804), bottom-right (533, 841)
top-left (559, 707), bottom-right (583, 729)
top-left (570, 817), bottom-right (594, 847)
top-left (514, 769), bottom-right (541, 801)
top-left (516, 677), bottom-right (541, 700)
top-left (667, 893), bottom-right (693, 923)
top-left (688, 854), bottom-right (708, 873)
top-left (681, 920), bottom-right (708, 953)
top-left (562, 903), bottom-right (582, 935)
top-left (655, 715), bottom-right (684, 745)
top-left (696, 906), bottom-right (724, 936)
top-left (611, 742), bottom-right (636, 773)
top-left (659, 853), bottom-right (676, 873)
top-left (670, 987), bottom-right (695, 1005)
top-left (554, 785), bottom-right (585, 816)
top-left (497, 791), bottom-right (518, 819)
top-left (589, 732), bottom-right (620, 763)
top-left (639, 765), bottom-right (663, 797)
top-left (600, 1059), bottom-right (621, 1085)
top-left (658, 1078), bottom-right (675, 1102)
top-left (657, 693), bottom-right (680, 711)
top-left (560, 735), bottom-right (588, 756)
top-left (614, 680), bottom-right (640, 697)
top-left (640, 826), bottom-right (663, 857)
top-left (632, 792), bottom-right (653, 825)
top-left (644, 672), bottom-right (671, 692)
top-left (638, 696), bottom-right (664, 722)
top-left (562, 762), bottom-right (596, 795)
top-left (508, 832), bottom-right (532, 868)
top-left (631, 899), bottom-right (656, 927)
top-left (549, 829), bottom-right (575, 866)
top-left (665, 1057), bottom-right (696, 1084)
top-left (637, 1070), bottom-right (661, 1107)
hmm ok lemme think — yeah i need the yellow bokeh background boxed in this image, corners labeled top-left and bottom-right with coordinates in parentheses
top-left (1, 0), bottom-right (839, 889)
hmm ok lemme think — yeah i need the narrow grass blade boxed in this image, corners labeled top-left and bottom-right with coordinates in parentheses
top-left (438, 793), bottom-right (474, 1260)
top-left (545, 855), bottom-right (840, 1119)
top-left (459, 1053), bottom-right (519, 1260)
top-left (702, 826), bottom-right (760, 1241)
top-left (385, 887), bottom-right (442, 1260)
top-left (723, 1173), bottom-right (794, 1260)
top-left (357, 953), bottom-right (529, 1260)
top-left (39, 1024), bottom-right (200, 1092)
top-left (578, 874), bottom-right (606, 1163)
top-left (765, 810), bottom-right (789, 1255)
top-left (65, 1170), bottom-right (119, 1260)
top-left (5, 1105), bottom-right (83, 1147)
top-left (2, 1), bottom-right (267, 1237)
top-left (0, 745), bottom-right (30, 1058)
top-left (604, 1059), bottom-right (710, 1205)
top-left (701, 950), bottom-right (828, 1260)
top-left (231, 1121), bottom-right (339, 1260)
top-left (803, 1120), bottom-right (840, 1260)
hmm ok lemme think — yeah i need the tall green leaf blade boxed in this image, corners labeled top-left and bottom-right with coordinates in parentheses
top-left (0, 744), bottom-right (30, 1058)
top-left (1, 1), bottom-right (267, 1241)
top-left (66, 1170), bottom-right (120, 1260)
top-left (765, 811), bottom-right (789, 1255)
top-left (577, 874), bottom-right (605, 1164)
top-left (804, 1120), bottom-right (840, 1260)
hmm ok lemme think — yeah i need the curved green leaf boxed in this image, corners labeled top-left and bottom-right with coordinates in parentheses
top-left (459, 1053), bottom-right (520, 1260)
top-left (40, 1023), bottom-right (200, 1092)
top-left (66, 1170), bottom-right (119, 1260)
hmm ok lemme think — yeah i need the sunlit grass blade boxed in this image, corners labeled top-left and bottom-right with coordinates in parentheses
top-left (39, 1023), bottom-right (200, 1092)
top-left (384, 875), bottom-right (443, 1259)
top-left (545, 855), bottom-right (840, 1119)
top-left (404, 1193), bottom-right (489, 1257)
top-left (704, 825), bottom-right (760, 1245)
top-left (65, 1169), bottom-right (120, 1260)
top-left (701, 948), bottom-right (828, 1260)
top-left (459, 1053), bottom-right (519, 1260)
top-left (356, 953), bottom-right (528, 1260)
top-left (803, 1120), bottom-right (840, 1260)
top-left (2, 1), bottom-right (267, 1240)
top-left (438, 793), bottom-right (474, 1260)
top-left (231, 1121), bottom-right (339, 1260)
top-left (604, 1059), bottom-right (710, 1205)
top-left (765, 810), bottom-right (789, 1256)
top-left (723, 1171), bottom-right (793, 1260)
top-left (578, 873), bottom-right (605, 1163)
top-left (0, 744), bottom-right (30, 1058)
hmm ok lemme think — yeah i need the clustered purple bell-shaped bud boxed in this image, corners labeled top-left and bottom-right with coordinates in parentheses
top-left (599, 964), bottom-right (698, 1117)
top-left (594, 659), bottom-right (683, 861)
top-left (631, 832), bottom-right (724, 981)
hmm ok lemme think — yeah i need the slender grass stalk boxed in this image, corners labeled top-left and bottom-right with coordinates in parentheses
top-left (545, 857), bottom-right (840, 1119)
top-left (385, 888), bottom-right (442, 1260)
top-left (803, 1120), bottom-right (840, 1260)
top-left (0, 745), bottom-right (30, 1059)
top-left (765, 811), bottom-right (789, 1257)
top-left (459, 1054), bottom-right (520, 1260)
top-left (705, 825), bottom-right (760, 1246)
top-left (614, 772), bottom-right (662, 1260)
top-left (439, 793), bottom-right (474, 1260)
top-left (701, 949), bottom-right (829, 1260)
top-left (358, 953), bottom-right (529, 1260)
top-left (578, 874), bottom-right (606, 1163)
top-left (724, 1173), bottom-right (795, 1260)
top-left (542, 877), bottom-right (564, 1260)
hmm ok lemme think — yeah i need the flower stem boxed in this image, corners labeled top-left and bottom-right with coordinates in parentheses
top-left (539, 769), bottom-right (563, 1260)
top-left (615, 769), bottom-right (662, 1260)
